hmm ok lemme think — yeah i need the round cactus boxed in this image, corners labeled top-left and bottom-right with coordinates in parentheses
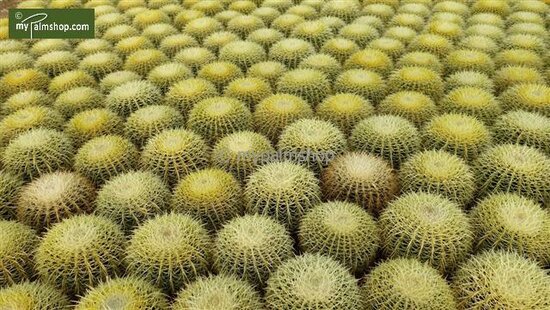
top-left (422, 113), bottom-right (493, 161)
top-left (0, 106), bottom-right (65, 147)
top-left (299, 53), bottom-right (342, 81)
top-left (362, 258), bottom-right (457, 310)
top-left (245, 161), bottom-right (321, 230)
top-left (298, 201), bottom-right (379, 274)
top-left (218, 41), bottom-right (266, 70)
top-left (124, 105), bottom-right (184, 146)
top-left (17, 171), bottom-right (96, 232)
top-left (202, 31), bottom-right (240, 54)
top-left (452, 250), bottom-right (550, 309)
top-left (278, 118), bottom-right (347, 173)
top-left (396, 51), bottom-right (442, 73)
top-left (316, 93), bottom-right (375, 135)
top-left (124, 48), bottom-right (169, 76)
top-left (379, 192), bottom-right (473, 273)
top-left (349, 115), bottom-right (420, 168)
top-left (54, 87), bottom-right (105, 119)
top-left (64, 109), bottom-right (124, 147)
top-left (493, 110), bottom-right (550, 155)
top-left (0, 69), bottom-right (50, 100)
top-left (2, 129), bottom-right (74, 180)
top-left (470, 193), bottom-right (550, 265)
top-left (1, 90), bottom-right (53, 116)
top-left (95, 171), bottom-right (171, 233)
top-left (399, 150), bottom-right (476, 205)
top-left (213, 214), bottom-right (294, 287)
top-left (211, 131), bottom-right (275, 181)
top-left (197, 61), bottom-right (244, 92)
top-left (74, 38), bottom-right (112, 57)
top-left (499, 83), bottom-right (549, 117)
top-left (187, 96), bottom-right (252, 144)
top-left (125, 213), bottom-right (212, 295)
top-left (114, 36), bottom-right (155, 57)
top-left (0, 52), bottom-right (33, 76)
top-left (35, 51), bottom-right (79, 76)
top-left (223, 77), bottom-right (272, 108)
top-left (99, 70), bottom-right (142, 94)
top-left (36, 215), bottom-right (126, 296)
top-left (171, 168), bottom-right (244, 231)
top-left (173, 275), bottom-right (264, 310)
top-left (268, 38), bottom-right (315, 69)
top-left (265, 253), bottom-right (363, 310)
top-left (105, 80), bottom-right (163, 118)
top-left (0, 282), bottom-right (70, 309)
top-left (253, 94), bottom-right (313, 142)
top-left (0, 220), bottom-right (38, 287)
top-left (378, 91), bottom-right (437, 126)
top-left (440, 87), bottom-right (502, 124)
top-left (147, 62), bottom-right (193, 92)
top-left (74, 135), bottom-right (139, 185)
top-left (334, 69), bottom-right (386, 103)
top-left (387, 66), bottom-right (444, 100)
top-left (446, 70), bottom-right (495, 93)
top-left (140, 128), bottom-right (210, 186)
top-left (0, 171), bottom-right (24, 219)
top-left (322, 152), bottom-right (399, 215)
top-left (49, 70), bottom-right (97, 96)
top-left (276, 69), bottom-right (331, 106)
top-left (79, 52), bottom-right (123, 79)
top-left (474, 144), bottom-right (550, 203)
top-left (75, 277), bottom-right (169, 309)
top-left (165, 78), bottom-right (218, 120)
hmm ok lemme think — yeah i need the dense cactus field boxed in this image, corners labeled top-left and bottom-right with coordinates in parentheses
top-left (0, 0), bottom-right (549, 309)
